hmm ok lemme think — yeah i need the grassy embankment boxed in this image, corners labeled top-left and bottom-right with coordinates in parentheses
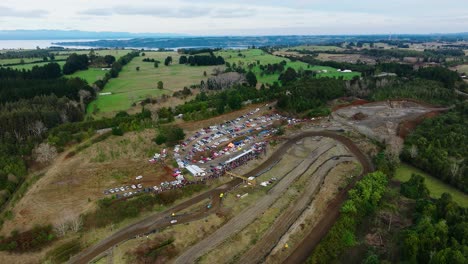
top-left (394, 163), bottom-right (468, 207)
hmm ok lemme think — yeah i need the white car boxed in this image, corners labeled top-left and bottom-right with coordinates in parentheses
top-left (120, 187), bottom-right (125, 192)
top-left (136, 175), bottom-right (143, 180)
top-left (170, 220), bottom-right (178, 224)
top-left (109, 189), bottom-right (115, 194)
top-left (137, 183), bottom-right (143, 188)
top-left (131, 185), bottom-right (137, 189)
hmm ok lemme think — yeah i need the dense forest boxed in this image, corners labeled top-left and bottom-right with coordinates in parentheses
top-left (369, 79), bottom-right (457, 105)
top-left (402, 103), bottom-right (468, 192)
top-left (400, 189), bottom-right (467, 263)
top-left (277, 77), bottom-right (345, 115)
top-left (179, 55), bottom-right (225, 66)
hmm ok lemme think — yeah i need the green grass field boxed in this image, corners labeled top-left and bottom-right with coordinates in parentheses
top-left (87, 51), bottom-right (221, 116)
top-left (69, 68), bottom-right (108, 83)
top-left (56, 49), bottom-right (129, 59)
top-left (0, 55), bottom-right (68, 66)
top-left (7, 60), bottom-right (66, 70)
top-left (2, 50), bottom-right (131, 83)
top-left (395, 163), bottom-right (468, 207)
top-left (216, 49), bottom-right (359, 84)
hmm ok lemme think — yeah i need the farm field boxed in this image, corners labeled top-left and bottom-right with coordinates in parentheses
top-left (0, 55), bottom-right (68, 66)
top-left (395, 163), bottom-right (468, 207)
top-left (286, 45), bottom-right (345, 52)
top-left (7, 60), bottom-right (66, 70)
top-left (56, 49), bottom-right (129, 58)
top-left (69, 68), bottom-right (109, 84)
top-left (1, 49), bottom-right (128, 74)
top-left (216, 49), bottom-right (360, 84)
top-left (454, 64), bottom-right (468, 74)
top-left (87, 51), bottom-right (222, 116)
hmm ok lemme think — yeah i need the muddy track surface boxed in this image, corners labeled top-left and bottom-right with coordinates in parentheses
top-left (282, 133), bottom-right (374, 264)
top-left (174, 141), bottom-right (336, 264)
top-left (68, 131), bottom-right (372, 264)
top-left (238, 156), bottom-right (355, 264)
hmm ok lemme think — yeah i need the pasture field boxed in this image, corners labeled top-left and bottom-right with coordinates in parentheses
top-left (70, 68), bottom-right (109, 83)
top-left (0, 55), bottom-right (68, 66)
top-left (56, 49), bottom-right (129, 59)
top-left (2, 49), bottom-right (130, 83)
top-left (454, 64), bottom-right (468, 74)
top-left (395, 163), bottom-right (468, 207)
top-left (6, 60), bottom-right (66, 70)
top-left (87, 51), bottom-right (221, 116)
top-left (216, 49), bottom-right (359, 83)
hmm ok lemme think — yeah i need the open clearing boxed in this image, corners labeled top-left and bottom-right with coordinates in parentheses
top-left (0, 130), bottom-right (172, 234)
top-left (1, 49), bottom-right (129, 83)
top-left (333, 100), bottom-right (448, 143)
top-left (395, 163), bottom-right (468, 207)
top-left (87, 51), bottom-right (221, 116)
top-left (316, 53), bottom-right (376, 64)
top-left (88, 48), bottom-right (360, 117)
top-left (454, 64), bottom-right (468, 75)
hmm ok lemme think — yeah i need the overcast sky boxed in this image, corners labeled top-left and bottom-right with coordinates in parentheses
top-left (1, 0), bottom-right (467, 35)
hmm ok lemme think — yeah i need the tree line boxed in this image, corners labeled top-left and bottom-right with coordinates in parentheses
top-left (402, 103), bottom-right (468, 193)
top-left (178, 55), bottom-right (225, 66)
top-left (400, 175), bottom-right (467, 264)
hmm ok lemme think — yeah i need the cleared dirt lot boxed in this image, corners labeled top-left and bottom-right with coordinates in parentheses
top-left (333, 100), bottom-right (447, 143)
top-left (317, 53), bottom-right (376, 64)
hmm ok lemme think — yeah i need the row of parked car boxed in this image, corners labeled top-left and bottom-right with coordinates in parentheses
top-left (103, 183), bottom-right (143, 195)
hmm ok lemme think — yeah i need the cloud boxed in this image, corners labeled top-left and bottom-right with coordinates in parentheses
top-left (81, 4), bottom-right (255, 19)
top-left (81, 5), bottom-right (208, 18)
top-left (0, 5), bottom-right (47, 18)
top-left (212, 8), bottom-right (256, 18)
top-left (80, 8), bottom-right (113, 16)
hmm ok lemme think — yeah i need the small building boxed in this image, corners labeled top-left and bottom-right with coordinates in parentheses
top-left (186, 165), bottom-right (206, 177)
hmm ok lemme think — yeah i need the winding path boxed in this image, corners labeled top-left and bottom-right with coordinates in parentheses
top-left (174, 141), bottom-right (336, 263)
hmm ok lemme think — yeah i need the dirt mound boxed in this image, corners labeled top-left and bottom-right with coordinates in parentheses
top-left (365, 233), bottom-right (384, 247)
top-left (398, 111), bottom-right (440, 139)
top-left (332, 98), bottom-right (369, 112)
top-left (352, 112), bottom-right (368, 120)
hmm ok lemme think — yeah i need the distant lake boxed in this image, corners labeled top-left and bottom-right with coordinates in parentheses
top-left (0, 39), bottom-right (100, 50)
top-left (0, 39), bottom-right (250, 50)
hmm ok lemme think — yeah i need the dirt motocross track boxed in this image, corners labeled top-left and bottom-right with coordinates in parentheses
top-left (69, 131), bottom-right (372, 264)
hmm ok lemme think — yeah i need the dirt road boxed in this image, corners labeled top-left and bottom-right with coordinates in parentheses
top-left (68, 130), bottom-right (372, 264)
top-left (237, 156), bottom-right (355, 264)
top-left (282, 134), bottom-right (373, 264)
top-left (174, 142), bottom-right (336, 264)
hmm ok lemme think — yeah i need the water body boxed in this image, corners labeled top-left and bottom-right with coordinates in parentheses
top-left (0, 39), bottom-right (248, 50)
top-left (0, 39), bottom-right (100, 50)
